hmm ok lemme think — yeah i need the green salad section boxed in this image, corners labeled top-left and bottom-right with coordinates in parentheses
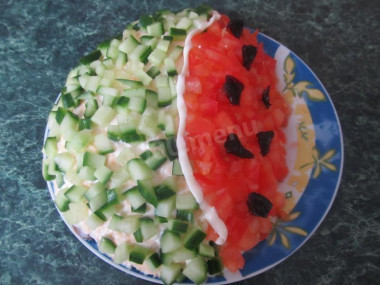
top-left (42, 6), bottom-right (223, 285)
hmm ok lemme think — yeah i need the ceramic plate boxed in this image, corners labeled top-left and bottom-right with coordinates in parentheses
top-left (45, 32), bottom-right (343, 284)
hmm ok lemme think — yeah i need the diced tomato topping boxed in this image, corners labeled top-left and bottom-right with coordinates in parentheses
top-left (184, 15), bottom-right (290, 272)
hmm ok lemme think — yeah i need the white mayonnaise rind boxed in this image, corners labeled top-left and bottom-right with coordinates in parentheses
top-left (176, 11), bottom-right (228, 245)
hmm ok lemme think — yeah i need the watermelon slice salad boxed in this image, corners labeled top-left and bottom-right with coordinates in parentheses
top-left (42, 6), bottom-right (291, 284)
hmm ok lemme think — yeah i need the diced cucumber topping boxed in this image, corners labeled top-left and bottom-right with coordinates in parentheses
top-left (93, 133), bottom-right (114, 155)
top-left (136, 69), bottom-right (152, 86)
top-left (155, 196), bottom-right (175, 218)
top-left (164, 58), bottom-right (177, 76)
top-left (119, 35), bottom-right (139, 54)
top-left (42, 159), bottom-right (55, 181)
top-left (44, 137), bottom-right (58, 158)
top-left (172, 159), bottom-right (183, 176)
top-left (207, 258), bottom-right (224, 275)
top-left (183, 256), bottom-right (208, 285)
top-left (172, 247), bottom-right (196, 263)
top-left (140, 217), bottom-right (158, 240)
top-left (168, 77), bottom-right (177, 98)
top-left (85, 182), bottom-right (106, 200)
top-left (108, 214), bottom-right (140, 234)
top-left (78, 166), bottom-right (96, 181)
top-left (160, 230), bottom-right (182, 253)
top-left (139, 15), bottom-right (154, 29)
top-left (158, 86), bottom-right (172, 107)
top-left (144, 152), bottom-right (167, 170)
top-left (161, 264), bottom-right (182, 285)
top-left (148, 138), bottom-right (178, 161)
top-left (109, 167), bottom-right (129, 189)
top-left (55, 188), bottom-right (70, 212)
top-left (168, 45), bottom-right (184, 61)
top-left (140, 150), bottom-right (153, 160)
top-left (167, 219), bottom-right (188, 234)
top-left (99, 237), bottom-right (116, 254)
top-left (157, 109), bottom-right (166, 130)
top-left (83, 152), bottom-right (106, 169)
top-left (67, 129), bottom-right (93, 152)
top-left (134, 228), bottom-right (143, 242)
top-left (140, 35), bottom-right (154, 44)
top-left (176, 17), bottom-right (193, 30)
top-left (62, 201), bottom-right (90, 225)
top-left (137, 179), bottom-right (158, 207)
top-left (176, 193), bottom-right (198, 210)
top-left (80, 50), bottom-right (101, 66)
top-left (60, 112), bottom-right (79, 140)
top-left (147, 21), bottom-right (164, 37)
top-left (132, 203), bottom-right (146, 214)
top-left (78, 118), bottom-right (92, 130)
top-left (146, 252), bottom-right (162, 271)
top-left (156, 39), bottom-right (171, 52)
top-left (85, 76), bottom-right (101, 93)
top-left (88, 190), bottom-right (108, 212)
top-left (176, 210), bottom-right (193, 222)
top-left (97, 86), bottom-right (119, 97)
top-left (127, 158), bottom-right (153, 181)
top-left (64, 185), bottom-right (87, 202)
top-left (165, 114), bottom-right (176, 137)
top-left (146, 66), bottom-right (160, 79)
top-left (54, 152), bottom-right (76, 173)
top-left (129, 45), bottom-right (152, 63)
top-left (123, 88), bottom-right (146, 98)
top-left (91, 106), bottom-right (117, 127)
top-left (169, 27), bottom-right (187, 40)
top-left (128, 96), bottom-right (147, 114)
top-left (115, 52), bottom-right (127, 68)
top-left (84, 99), bottom-right (98, 118)
top-left (86, 212), bottom-right (105, 230)
top-left (114, 242), bottom-right (132, 263)
top-left (148, 48), bottom-right (167, 66)
top-left (102, 94), bottom-right (117, 107)
top-left (155, 184), bottom-right (176, 200)
top-left (123, 186), bottom-right (146, 209)
top-left (117, 79), bottom-right (143, 88)
top-left (199, 243), bottom-right (215, 258)
top-left (184, 227), bottom-right (207, 250)
top-left (61, 93), bottom-right (76, 108)
top-left (129, 246), bottom-right (150, 265)
top-left (94, 165), bottom-right (113, 184)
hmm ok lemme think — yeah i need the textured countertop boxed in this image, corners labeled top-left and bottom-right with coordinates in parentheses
top-left (0, 0), bottom-right (379, 284)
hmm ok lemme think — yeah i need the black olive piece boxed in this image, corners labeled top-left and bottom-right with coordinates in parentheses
top-left (242, 45), bottom-right (258, 70)
top-left (247, 192), bottom-right (273, 218)
top-left (224, 133), bottom-right (254, 159)
top-left (224, 75), bottom-right (244, 105)
top-left (262, 86), bottom-right (271, 109)
top-left (226, 19), bottom-right (244, 38)
top-left (257, 131), bottom-right (274, 156)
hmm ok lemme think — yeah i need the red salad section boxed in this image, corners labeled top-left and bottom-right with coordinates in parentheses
top-left (184, 15), bottom-right (291, 272)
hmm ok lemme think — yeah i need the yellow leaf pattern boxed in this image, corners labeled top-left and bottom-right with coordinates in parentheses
top-left (280, 232), bottom-right (291, 249)
top-left (283, 55), bottom-right (295, 86)
top-left (267, 232), bottom-right (277, 246)
top-left (301, 147), bottom-right (337, 179)
top-left (283, 56), bottom-right (325, 101)
top-left (287, 211), bottom-right (301, 221)
top-left (284, 226), bottom-right (308, 236)
top-left (269, 211), bottom-right (308, 250)
top-left (320, 149), bottom-right (336, 161)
